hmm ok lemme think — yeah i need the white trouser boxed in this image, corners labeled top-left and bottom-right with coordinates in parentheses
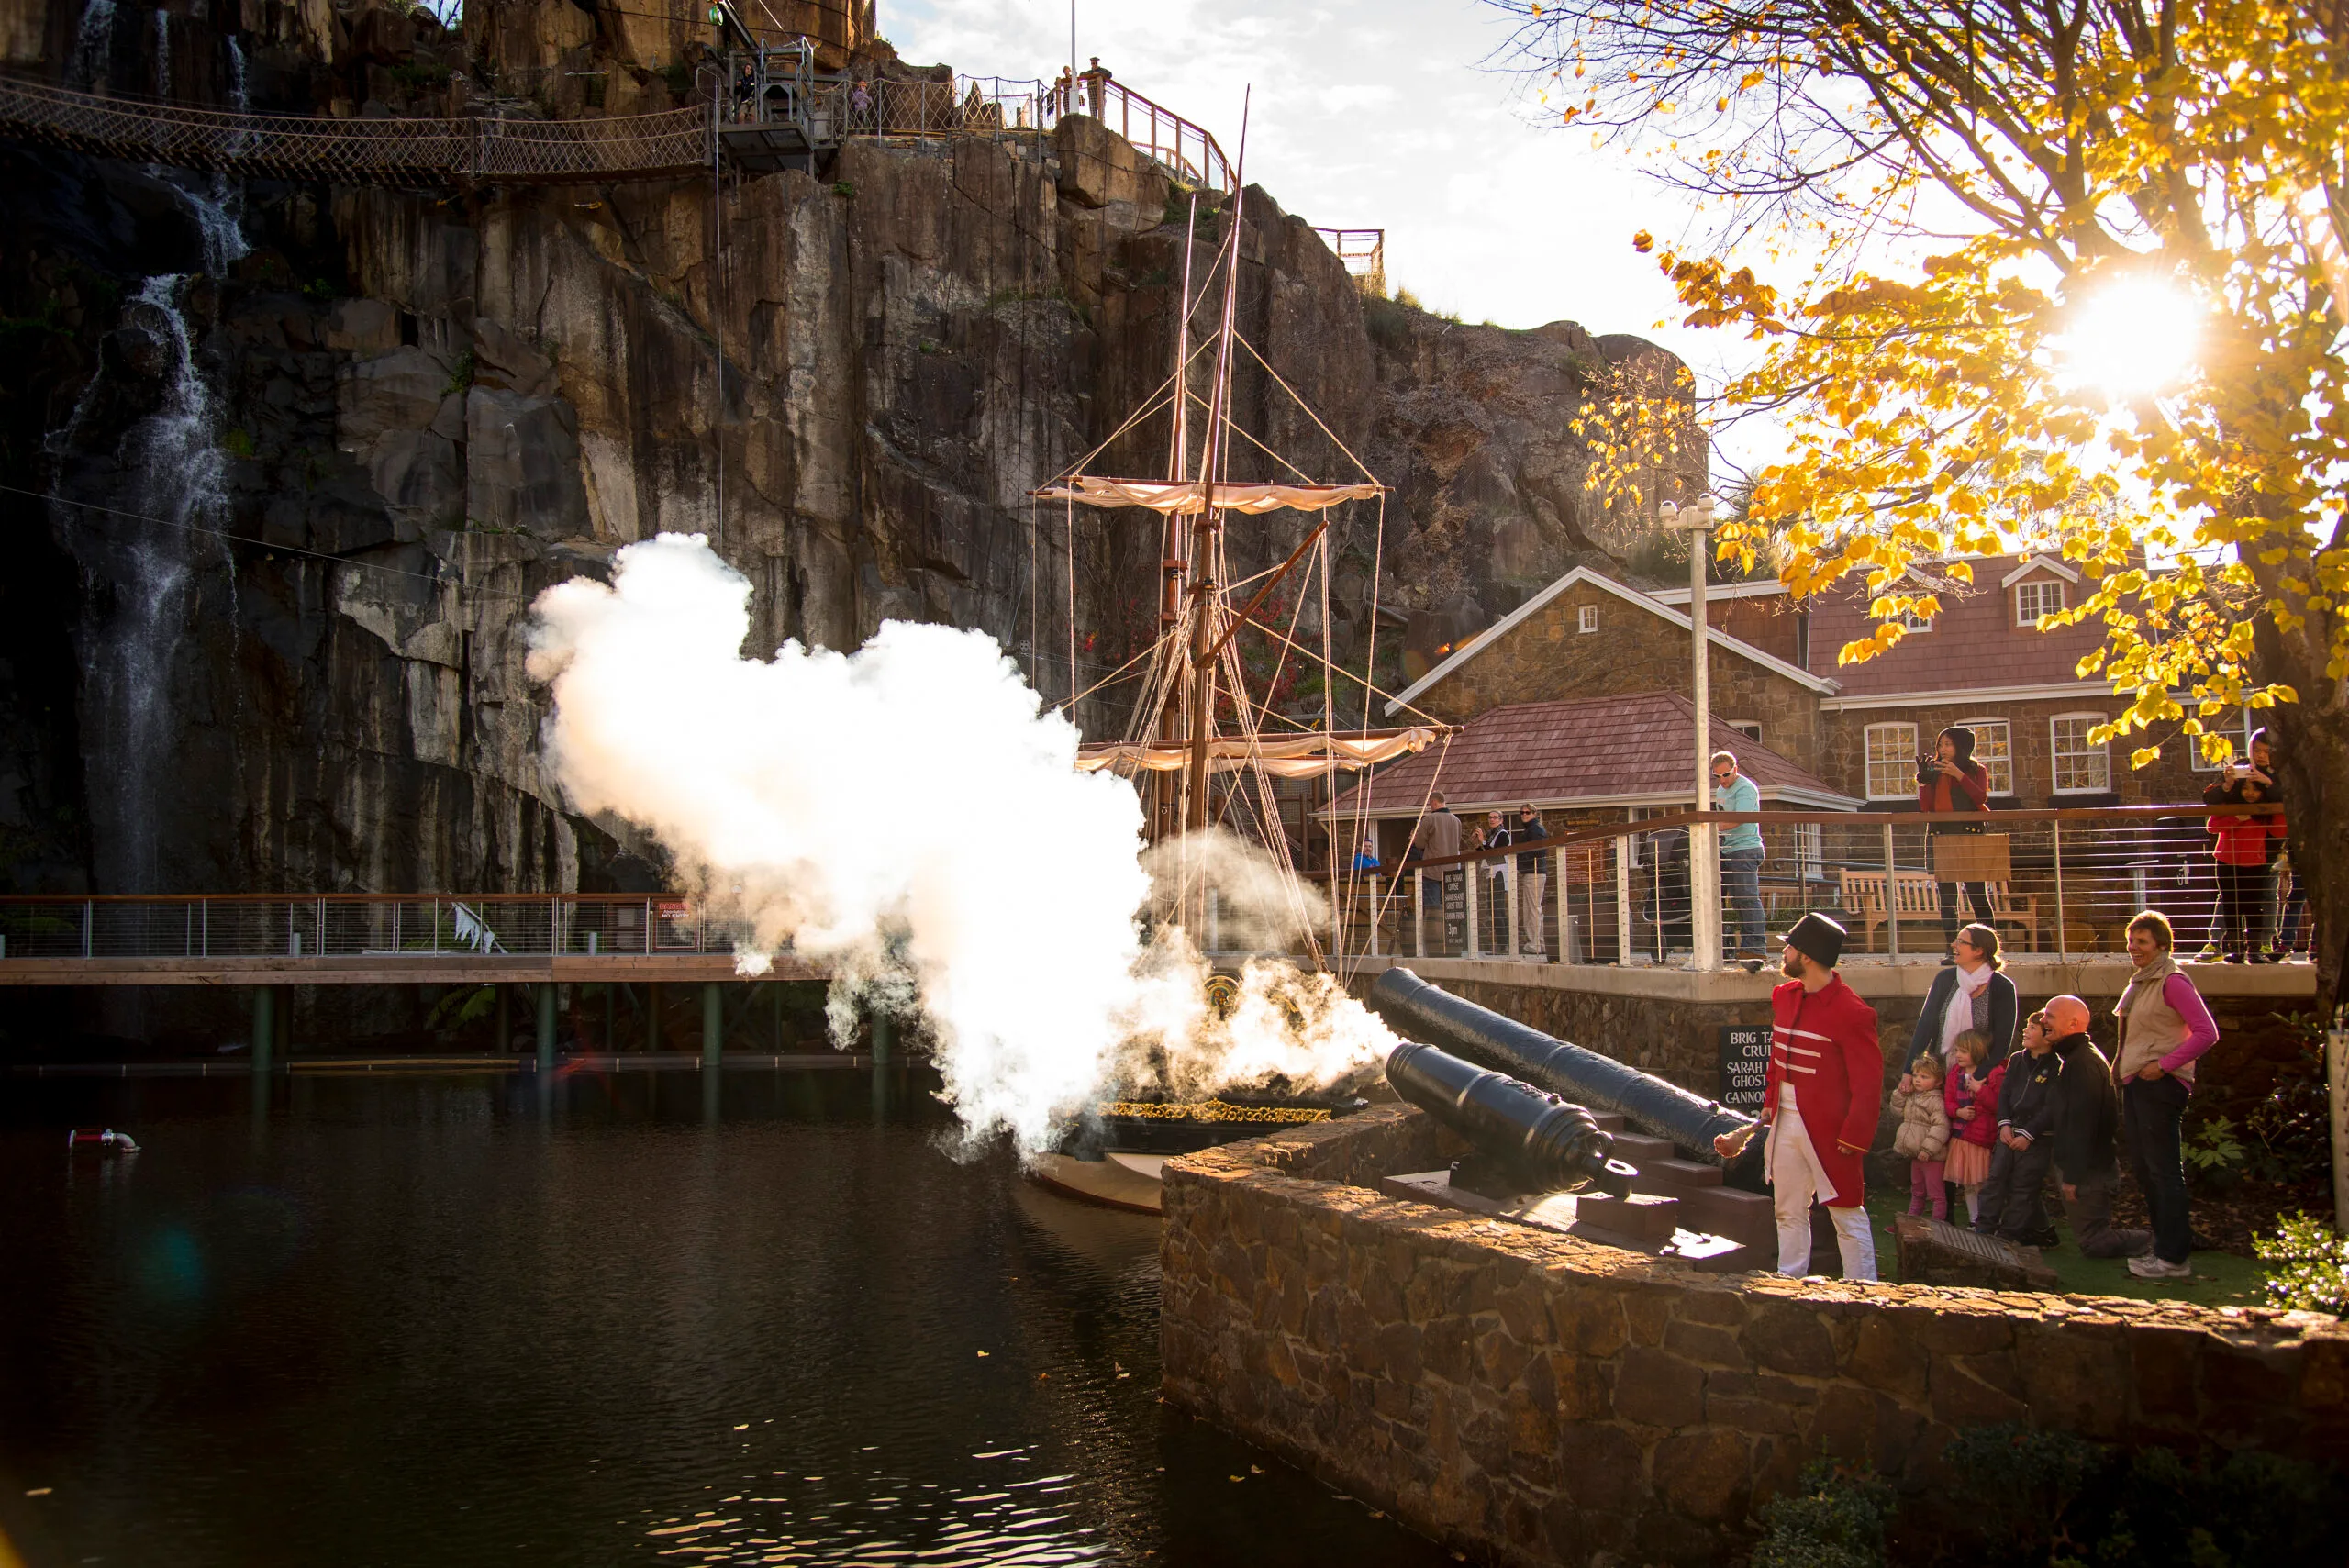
top-left (1766, 1101), bottom-right (1878, 1281)
top-left (1519, 873), bottom-right (1547, 954)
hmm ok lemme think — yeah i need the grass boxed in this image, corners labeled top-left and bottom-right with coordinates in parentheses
top-left (1859, 1186), bottom-right (2266, 1307)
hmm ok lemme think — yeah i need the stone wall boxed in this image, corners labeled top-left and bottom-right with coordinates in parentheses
top-left (1160, 1105), bottom-right (2349, 1567)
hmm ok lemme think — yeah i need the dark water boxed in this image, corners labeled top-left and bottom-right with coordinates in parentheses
top-left (0, 1073), bottom-right (1446, 1568)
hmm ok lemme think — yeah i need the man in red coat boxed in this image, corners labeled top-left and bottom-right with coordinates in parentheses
top-left (1716, 912), bottom-right (1886, 1279)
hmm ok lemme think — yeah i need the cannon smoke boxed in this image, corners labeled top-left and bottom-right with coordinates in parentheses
top-left (527, 534), bottom-right (1394, 1151)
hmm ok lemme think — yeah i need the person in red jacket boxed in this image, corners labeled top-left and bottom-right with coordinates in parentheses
top-left (1714, 912), bottom-right (1887, 1279)
top-left (1918, 726), bottom-right (1993, 957)
top-left (2207, 778), bottom-right (2285, 962)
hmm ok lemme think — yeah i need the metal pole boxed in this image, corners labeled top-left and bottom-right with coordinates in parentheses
top-left (82, 898), bottom-right (91, 959)
top-left (2053, 819), bottom-right (2068, 963)
top-left (1884, 820), bottom-right (1900, 962)
top-left (1464, 853), bottom-right (1481, 959)
top-left (1687, 516), bottom-right (1721, 972)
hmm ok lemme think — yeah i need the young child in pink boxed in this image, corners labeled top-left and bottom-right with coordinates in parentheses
top-left (1943, 1029), bottom-right (2003, 1226)
top-left (1891, 1053), bottom-right (1954, 1219)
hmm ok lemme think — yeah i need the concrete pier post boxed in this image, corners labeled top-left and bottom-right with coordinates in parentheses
top-left (495, 984), bottom-right (510, 1054)
top-left (250, 985), bottom-right (274, 1075)
top-left (645, 983), bottom-right (662, 1052)
top-left (536, 983), bottom-right (557, 1073)
top-left (701, 982), bottom-right (723, 1066)
top-left (871, 1010), bottom-right (893, 1119)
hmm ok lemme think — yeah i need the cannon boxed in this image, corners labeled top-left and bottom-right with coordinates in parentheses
top-left (1385, 1041), bottom-right (1636, 1197)
top-left (1370, 967), bottom-right (1755, 1163)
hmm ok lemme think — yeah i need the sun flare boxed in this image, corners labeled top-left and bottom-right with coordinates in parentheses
top-left (2058, 278), bottom-right (2204, 396)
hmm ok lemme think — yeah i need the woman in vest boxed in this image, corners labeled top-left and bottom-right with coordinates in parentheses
top-left (2114, 910), bottom-right (2220, 1280)
top-left (1907, 922), bottom-right (2019, 1073)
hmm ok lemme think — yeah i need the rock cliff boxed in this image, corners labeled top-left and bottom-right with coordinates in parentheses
top-left (0, 0), bottom-right (1693, 941)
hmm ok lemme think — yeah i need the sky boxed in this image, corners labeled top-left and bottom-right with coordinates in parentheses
top-left (884, 0), bottom-right (1727, 377)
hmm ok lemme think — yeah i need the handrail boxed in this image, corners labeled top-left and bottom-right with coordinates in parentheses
top-left (1303, 800), bottom-right (2290, 882)
top-left (1312, 228), bottom-right (1386, 291)
top-left (0, 891), bottom-right (696, 904)
top-left (1071, 70), bottom-right (1232, 192)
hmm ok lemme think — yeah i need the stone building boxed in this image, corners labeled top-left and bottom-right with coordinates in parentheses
top-left (1376, 552), bottom-right (2227, 816)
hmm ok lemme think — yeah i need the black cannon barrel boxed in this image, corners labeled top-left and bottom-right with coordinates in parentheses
top-left (1370, 967), bottom-right (1755, 1162)
top-left (1384, 1041), bottom-right (1632, 1196)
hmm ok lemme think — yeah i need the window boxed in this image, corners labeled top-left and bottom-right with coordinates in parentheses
top-left (1865, 722), bottom-right (1920, 799)
top-left (1897, 608), bottom-right (1933, 631)
top-left (1955, 718), bottom-right (2013, 796)
top-left (1793, 822), bottom-right (1823, 883)
top-left (2051, 713), bottom-right (2110, 794)
top-left (2015, 579), bottom-right (2065, 625)
top-left (2190, 708), bottom-right (2256, 772)
top-left (1578, 604), bottom-right (1599, 634)
top-left (1729, 720), bottom-right (1762, 742)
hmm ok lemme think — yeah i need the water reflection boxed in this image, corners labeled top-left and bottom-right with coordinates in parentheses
top-left (0, 1073), bottom-right (1443, 1568)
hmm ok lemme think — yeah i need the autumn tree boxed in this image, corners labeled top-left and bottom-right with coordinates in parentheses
top-left (1494, 0), bottom-right (2349, 1003)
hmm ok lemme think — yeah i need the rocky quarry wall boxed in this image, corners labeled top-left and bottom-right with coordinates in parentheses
top-left (0, 0), bottom-right (1695, 1048)
top-left (1160, 1105), bottom-right (2349, 1567)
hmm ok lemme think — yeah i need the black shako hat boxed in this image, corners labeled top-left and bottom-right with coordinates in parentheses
top-left (1783, 911), bottom-right (1846, 971)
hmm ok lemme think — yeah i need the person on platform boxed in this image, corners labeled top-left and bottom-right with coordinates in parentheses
top-left (1514, 804), bottom-right (1551, 958)
top-left (2205, 777), bottom-right (2284, 962)
top-left (1712, 751), bottom-right (1767, 964)
top-left (1908, 921), bottom-right (2018, 1073)
top-left (1978, 1009), bottom-right (2063, 1245)
top-left (2041, 994), bottom-right (2155, 1260)
top-left (2199, 728), bottom-right (2305, 960)
top-left (1418, 793), bottom-right (1461, 913)
top-left (1712, 912), bottom-right (1885, 1281)
top-left (1480, 809), bottom-right (1513, 951)
top-left (1918, 726), bottom-right (1992, 953)
top-left (2114, 911), bottom-right (2218, 1279)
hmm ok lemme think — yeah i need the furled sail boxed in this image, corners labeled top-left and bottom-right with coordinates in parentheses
top-left (1032, 476), bottom-right (1385, 515)
top-left (1075, 728), bottom-right (1438, 780)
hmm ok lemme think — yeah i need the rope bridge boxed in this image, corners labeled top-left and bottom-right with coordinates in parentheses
top-left (0, 74), bottom-right (711, 183)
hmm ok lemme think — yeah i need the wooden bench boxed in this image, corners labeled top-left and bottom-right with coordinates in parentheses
top-left (1836, 868), bottom-right (1945, 952)
top-left (1985, 881), bottom-right (2041, 952)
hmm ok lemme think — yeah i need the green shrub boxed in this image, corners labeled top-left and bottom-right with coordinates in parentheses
top-left (1752, 1461), bottom-right (1893, 1568)
top-left (2255, 1212), bottom-right (2349, 1314)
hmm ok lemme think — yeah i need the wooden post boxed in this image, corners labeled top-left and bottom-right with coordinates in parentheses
top-left (2053, 819), bottom-right (2068, 963)
top-left (1367, 873), bottom-right (1381, 956)
top-left (250, 986), bottom-right (274, 1075)
top-left (495, 984), bottom-right (511, 1054)
top-left (646, 982), bottom-right (662, 1052)
top-left (537, 983), bottom-right (558, 1073)
top-left (1464, 857), bottom-right (1481, 959)
top-left (871, 1009), bottom-right (893, 1118)
top-left (1615, 834), bottom-right (1633, 965)
top-left (702, 982), bottom-right (723, 1066)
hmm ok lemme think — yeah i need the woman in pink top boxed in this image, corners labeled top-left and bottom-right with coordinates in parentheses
top-left (2113, 911), bottom-right (2221, 1279)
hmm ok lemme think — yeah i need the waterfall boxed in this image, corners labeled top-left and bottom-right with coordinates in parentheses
top-left (63, 276), bottom-right (227, 892)
top-left (226, 35), bottom-right (247, 109)
top-left (70, 0), bottom-right (113, 89)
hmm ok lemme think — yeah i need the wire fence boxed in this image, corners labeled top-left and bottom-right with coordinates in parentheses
top-left (0, 895), bottom-right (744, 961)
top-left (1298, 804), bottom-right (2310, 969)
top-left (1312, 228), bottom-right (1386, 293)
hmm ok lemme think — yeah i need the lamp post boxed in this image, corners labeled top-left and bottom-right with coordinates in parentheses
top-left (1661, 493), bottom-right (1720, 972)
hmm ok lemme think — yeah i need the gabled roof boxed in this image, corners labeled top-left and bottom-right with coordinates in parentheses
top-left (1999, 555), bottom-right (2081, 588)
top-left (1330, 690), bottom-right (1860, 817)
top-left (1806, 550), bottom-right (2114, 702)
top-left (1384, 565), bottom-right (1836, 717)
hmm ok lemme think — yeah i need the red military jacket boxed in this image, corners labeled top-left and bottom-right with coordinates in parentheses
top-left (1763, 972), bottom-right (1886, 1207)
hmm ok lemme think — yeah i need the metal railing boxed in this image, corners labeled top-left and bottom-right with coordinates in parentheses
top-left (1301, 803), bottom-right (2309, 969)
top-left (1313, 228), bottom-right (1386, 293)
top-left (0, 894), bottom-right (745, 962)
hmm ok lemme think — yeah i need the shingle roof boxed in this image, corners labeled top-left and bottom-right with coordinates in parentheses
top-left (1327, 690), bottom-right (1857, 817)
top-left (1805, 553), bottom-right (2110, 697)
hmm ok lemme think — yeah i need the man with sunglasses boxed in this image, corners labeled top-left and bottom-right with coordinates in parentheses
top-left (1713, 750), bottom-right (1766, 965)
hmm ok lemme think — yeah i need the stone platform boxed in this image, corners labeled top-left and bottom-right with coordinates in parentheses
top-left (1160, 1104), bottom-right (2348, 1567)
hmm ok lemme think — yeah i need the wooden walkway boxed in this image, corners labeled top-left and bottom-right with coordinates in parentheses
top-left (0, 952), bottom-right (830, 986)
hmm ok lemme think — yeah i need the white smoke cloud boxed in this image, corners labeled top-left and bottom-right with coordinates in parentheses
top-left (527, 534), bottom-right (1394, 1151)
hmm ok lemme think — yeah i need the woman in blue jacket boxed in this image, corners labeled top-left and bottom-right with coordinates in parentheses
top-left (1908, 922), bottom-right (2019, 1073)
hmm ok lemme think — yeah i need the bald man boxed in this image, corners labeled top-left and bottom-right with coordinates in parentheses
top-left (2043, 994), bottom-right (2154, 1261)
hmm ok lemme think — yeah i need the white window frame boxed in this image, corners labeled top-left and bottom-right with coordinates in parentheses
top-left (2189, 707), bottom-right (2256, 772)
top-left (1896, 608), bottom-right (1933, 632)
top-left (2050, 712), bottom-right (2111, 795)
top-left (1864, 721), bottom-right (1920, 800)
top-left (1793, 821), bottom-right (1823, 883)
top-left (1728, 719), bottom-right (1762, 742)
top-left (2015, 578), bottom-right (2065, 625)
top-left (1578, 603), bottom-right (1599, 634)
top-left (1955, 717), bottom-right (2014, 797)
